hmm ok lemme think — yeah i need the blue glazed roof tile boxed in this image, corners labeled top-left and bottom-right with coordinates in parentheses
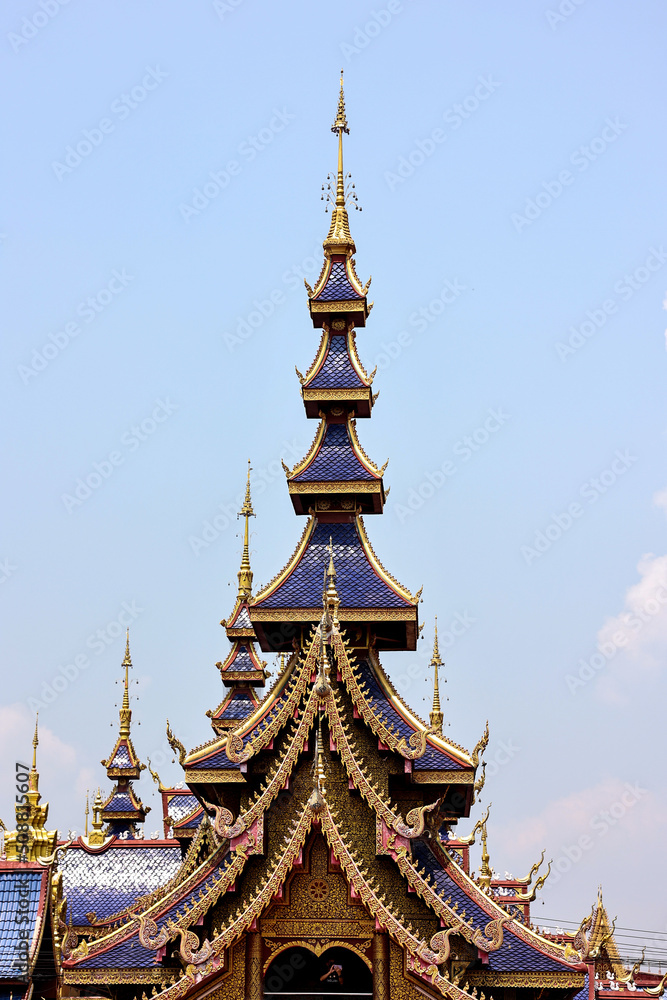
top-left (220, 692), bottom-right (255, 720)
top-left (59, 844), bottom-right (182, 926)
top-left (411, 842), bottom-right (568, 972)
top-left (293, 424), bottom-right (374, 483)
top-left (309, 336), bottom-right (364, 389)
top-left (315, 261), bottom-right (361, 302)
top-left (103, 791), bottom-right (135, 812)
top-left (256, 522), bottom-right (409, 610)
top-left (76, 852), bottom-right (232, 969)
top-left (355, 660), bottom-right (465, 770)
top-left (108, 745), bottom-right (132, 767)
top-left (193, 693), bottom-right (286, 768)
top-left (0, 871), bottom-right (43, 977)
top-left (225, 645), bottom-right (260, 672)
top-left (166, 794), bottom-right (197, 822)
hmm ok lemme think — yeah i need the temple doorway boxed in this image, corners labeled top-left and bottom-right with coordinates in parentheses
top-left (264, 944), bottom-right (373, 997)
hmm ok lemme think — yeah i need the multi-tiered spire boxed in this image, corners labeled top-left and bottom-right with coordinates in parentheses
top-left (249, 78), bottom-right (419, 654)
top-left (100, 632), bottom-right (148, 836)
top-left (208, 464), bottom-right (266, 733)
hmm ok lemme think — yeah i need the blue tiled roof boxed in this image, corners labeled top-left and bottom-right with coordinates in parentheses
top-left (109, 745), bottom-right (132, 767)
top-left (59, 844), bottom-right (182, 927)
top-left (166, 794), bottom-right (196, 822)
top-left (224, 645), bottom-right (260, 672)
top-left (103, 791), bottom-right (135, 812)
top-left (256, 522), bottom-right (410, 610)
top-left (76, 852), bottom-right (232, 969)
top-left (220, 692), bottom-right (255, 720)
top-left (411, 842), bottom-right (568, 972)
top-left (0, 871), bottom-right (43, 977)
top-left (293, 424), bottom-right (375, 483)
top-left (229, 603), bottom-right (252, 628)
top-left (192, 692), bottom-right (286, 768)
top-left (175, 809), bottom-right (203, 830)
top-left (315, 261), bottom-right (361, 302)
top-left (309, 336), bottom-right (364, 389)
top-left (355, 660), bottom-right (465, 770)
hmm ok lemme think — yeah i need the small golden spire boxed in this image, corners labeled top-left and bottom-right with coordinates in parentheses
top-left (84, 790), bottom-right (89, 837)
top-left (29, 714), bottom-right (39, 792)
top-left (308, 714), bottom-right (326, 814)
top-left (88, 788), bottom-right (106, 846)
top-left (324, 70), bottom-right (355, 255)
top-left (119, 630), bottom-right (132, 738)
top-left (323, 536), bottom-right (340, 623)
top-left (478, 805), bottom-right (493, 888)
top-left (237, 461), bottom-right (255, 600)
top-left (429, 618), bottom-right (444, 734)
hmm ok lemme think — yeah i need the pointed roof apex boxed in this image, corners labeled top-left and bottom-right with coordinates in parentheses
top-left (31, 712), bottom-right (39, 770)
top-left (331, 69), bottom-right (349, 134)
top-left (237, 461), bottom-right (255, 600)
top-left (119, 630), bottom-right (132, 738)
top-left (323, 72), bottom-right (355, 257)
top-left (429, 618), bottom-right (444, 734)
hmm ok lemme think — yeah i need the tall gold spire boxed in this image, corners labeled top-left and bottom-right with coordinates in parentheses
top-left (429, 618), bottom-right (444, 734)
top-left (237, 460), bottom-right (255, 599)
top-left (29, 713), bottom-right (39, 791)
top-left (119, 629), bottom-right (132, 738)
top-left (323, 70), bottom-right (355, 255)
top-left (478, 805), bottom-right (493, 889)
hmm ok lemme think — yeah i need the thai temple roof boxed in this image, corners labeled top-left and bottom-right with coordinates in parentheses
top-left (1, 70), bottom-right (663, 1000)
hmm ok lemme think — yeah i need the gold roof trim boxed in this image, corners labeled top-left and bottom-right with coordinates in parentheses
top-left (368, 647), bottom-right (473, 764)
top-left (310, 298), bottom-right (367, 314)
top-left (348, 417), bottom-right (384, 477)
top-left (301, 329), bottom-right (329, 385)
top-left (356, 515), bottom-right (417, 604)
top-left (285, 416), bottom-right (382, 483)
top-left (184, 644), bottom-right (309, 764)
top-left (288, 480), bottom-right (382, 495)
top-left (249, 607), bottom-right (417, 623)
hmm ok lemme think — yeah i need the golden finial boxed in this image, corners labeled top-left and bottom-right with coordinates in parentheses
top-left (88, 788), bottom-right (105, 846)
top-left (119, 630), bottom-right (132, 738)
top-left (323, 536), bottom-right (340, 623)
top-left (323, 71), bottom-right (355, 255)
top-left (237, 461), bottom-right (255, 600)
top-left (429, 618), bottom-right (444, 734)
top-left (331, 69), bottom-right (349, 135)
top-left (308, 714), bottom-right (326, 815)
top-left (84, 790), bottom-right (89, 838)
top-left (29, 713), bottom-right (39, 792)
top-left (478, 804), bottom-right (493, 888)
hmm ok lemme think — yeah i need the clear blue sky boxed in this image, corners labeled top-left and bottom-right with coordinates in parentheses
top-left (2, 0), bottom-right (667, 949)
